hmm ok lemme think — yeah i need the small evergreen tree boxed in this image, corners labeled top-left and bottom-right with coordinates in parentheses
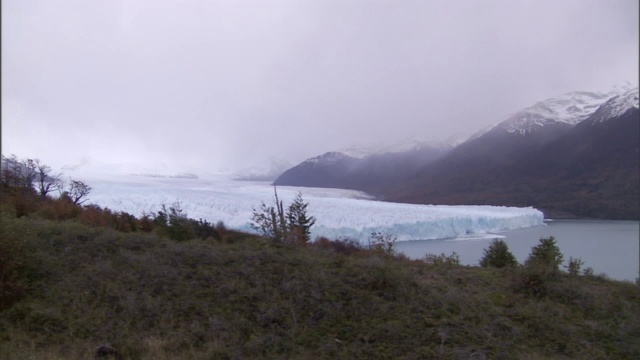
top-left (479, 239), bottom-right (518, 268)
top-left (525, 236), bottom-right (564, 272)
top-left (287, 192), bottom-right (316, 244)
top-left (154, 201), bottom-right (196, 241)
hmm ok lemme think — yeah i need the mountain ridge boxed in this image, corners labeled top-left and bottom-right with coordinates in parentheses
top-left (274, 84), bottom-right (640, 219)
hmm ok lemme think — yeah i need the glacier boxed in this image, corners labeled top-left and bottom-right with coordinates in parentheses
top-left (74, 170), bottom-right (544, 243)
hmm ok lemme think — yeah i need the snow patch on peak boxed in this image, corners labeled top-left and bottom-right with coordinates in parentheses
top-left (338, 145), bottom-right (381, 159)
top-left (476, 83), bottom-right (637, 137)
top-left (381, 137), bottom-right (439, 153)
top-left (434, 133), bottom-right (469, 149)
top-left (338, 135), bottom-right (463, 159)
top-left (502, 91), bottom-right (608, 134)
top-left (303, 152), bottom-right (355, 166)
top-left (586, 87), bottom-right (639, 124)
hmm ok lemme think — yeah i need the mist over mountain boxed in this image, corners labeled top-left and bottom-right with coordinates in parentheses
top-left (233, 158), bottom-right (293, 181)
top-left (274, 140), bottom-right (452, 193)
top-left (274, 85), bottom-right (640, 219)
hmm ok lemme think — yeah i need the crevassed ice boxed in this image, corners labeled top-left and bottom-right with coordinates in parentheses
top-left (81, 173), bottom-right (544, 243)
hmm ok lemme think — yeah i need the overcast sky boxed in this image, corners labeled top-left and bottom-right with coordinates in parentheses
top-left (2, 0), bottom-right (638, 173)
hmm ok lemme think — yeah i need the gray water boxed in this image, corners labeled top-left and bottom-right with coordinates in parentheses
top-left (395, 220), bottom-right (640, 282)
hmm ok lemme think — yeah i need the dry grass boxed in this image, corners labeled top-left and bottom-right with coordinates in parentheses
top-left (1, 213), bottom-right (639, 359)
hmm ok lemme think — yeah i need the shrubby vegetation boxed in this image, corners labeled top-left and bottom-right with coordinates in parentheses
top-left (368, 231), bottom-right (398, 256)
top-left (0, 155), bottom-right (225, 242)
top-left (1, 155), bottom-right (639, 359)
top-left (251, 187), bottom-right (316, 244)
top-left (153, 201), bottom-right (221, 242)
top-left (423, 252), bottom-right (461, 266)
top-left (479, 239), bottom-right (518, 268)
top-left (525, 236), bottom-right (564, 272)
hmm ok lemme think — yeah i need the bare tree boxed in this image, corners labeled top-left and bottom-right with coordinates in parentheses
top-left (0, 155), bottom-right (37, 192)
top-left (22, 158), bottom-right (37, 190)
top-left (34, 159), bottom-right (63, 198)
top-left (1, 154), bottom-right (19, 187)
top-left (251, 186), bottom-right (289, 242)
top-left (66, 179), bottom-right (92, 205)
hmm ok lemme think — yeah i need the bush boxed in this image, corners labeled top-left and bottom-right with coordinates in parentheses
top-left (515, 237), bottom-right (568, 298)
top-left (423, 252), bottom-right (460, 266)
top-left (153, 202), bottom-right (196, 241)
top-left (251, 188), bottom-right (315, 244)
top-left (479, 239), bottom-right (518, 268)
top-left (368, 231), bottom-right (397, 256)
top-left (312, 236), bottom-right (363, 255)
top-left (564, 257), bottom-right (585, 276)
top-left (525, 236), bottom-right (564, 272)
top-left (0, 231), bottom-right (27, 310)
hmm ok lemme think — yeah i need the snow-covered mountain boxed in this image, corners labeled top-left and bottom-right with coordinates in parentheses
top-left (386, 84), bottom-right (640, 219)
top-left (477, 83), bottom-right (637, 137)
top-left (299, 152), bottom-right (355, 166)
top-left (584, 86), bottom-right (639, 124)
top-left (275, 82), bottom-right (640, 219)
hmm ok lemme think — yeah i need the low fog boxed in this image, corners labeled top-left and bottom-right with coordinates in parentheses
top-left (2, 0), bottom-right (638, 173)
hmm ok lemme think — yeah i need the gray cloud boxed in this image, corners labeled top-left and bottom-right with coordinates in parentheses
top-left (2, 0), bottom-right (638, 172)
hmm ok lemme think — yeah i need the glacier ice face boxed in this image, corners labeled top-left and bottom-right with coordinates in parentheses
top-left (77, 172), bottom-right (544, 243)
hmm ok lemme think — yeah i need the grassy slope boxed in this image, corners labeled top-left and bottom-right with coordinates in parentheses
top-left (1, 214), bottom-right (639, 360)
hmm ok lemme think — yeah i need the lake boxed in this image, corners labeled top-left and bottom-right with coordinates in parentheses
top-left (395, 219), bottom-right (640, 282)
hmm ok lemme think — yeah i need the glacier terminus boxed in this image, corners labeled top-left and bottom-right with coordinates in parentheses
top-left (77, 169), bottom-right (545, 243)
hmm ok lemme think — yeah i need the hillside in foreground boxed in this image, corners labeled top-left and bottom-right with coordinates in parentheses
top-left (1, 212), bottom-right (639, 359)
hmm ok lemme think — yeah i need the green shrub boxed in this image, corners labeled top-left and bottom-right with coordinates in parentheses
top-left (479, 239), bottom-right (518, 268)
top-left (564, 257), bottom-right (585, 276)
top-left (153, 202), bottom-right (196, 241)
top-left (312, 236), bottom-right (362, 255)
top-left (0, 229), bottom-right (27, 310)
top-left (525, 236), bottom-right (564, 272)
top-left (515, 237), bottom-right (566, 298)
top-left (423, 252), bottom-right (460, 265)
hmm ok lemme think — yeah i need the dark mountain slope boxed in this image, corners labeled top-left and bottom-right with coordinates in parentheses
top-left (274, 86), bottom-right (639, 219)
top-left (387, 108), bottom-right (639, 219)
top-left (274, 146), bottom-right (447, 193)
top-left (524, 108), bottom-right (640, 218)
